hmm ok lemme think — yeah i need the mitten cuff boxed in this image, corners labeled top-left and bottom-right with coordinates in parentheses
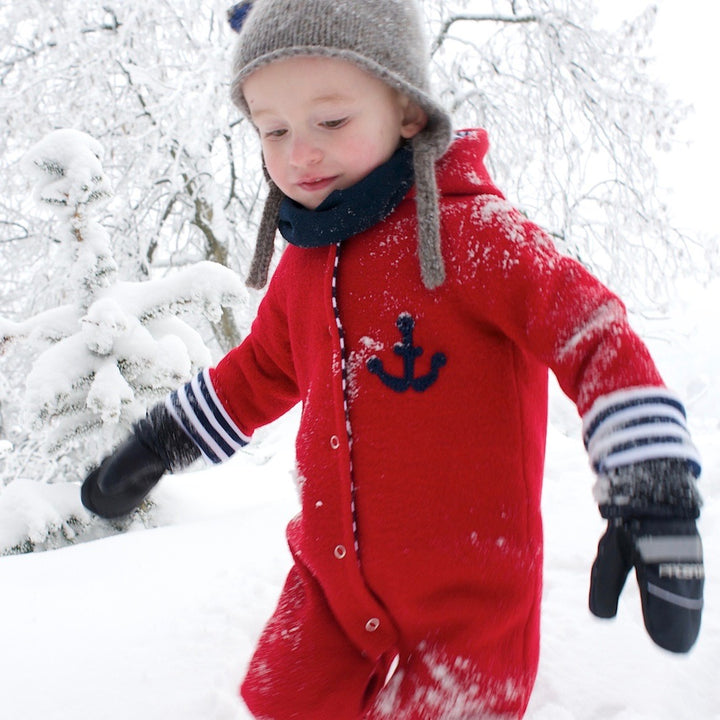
top-left (136, 403), bottom-right (201, 473)
top-left (583, 386), bottom-right (701, 477)
top-left (165, 368), bottom-right (251, 464)
top-left (596, 458), bottom-right (702, 520)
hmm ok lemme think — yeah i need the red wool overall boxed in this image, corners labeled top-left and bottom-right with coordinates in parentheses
top-left (208, 130), bottom-right (665, 719)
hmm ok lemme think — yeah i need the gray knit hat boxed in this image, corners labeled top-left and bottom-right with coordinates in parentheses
top-left (228, 0), bottom-right (452, 290)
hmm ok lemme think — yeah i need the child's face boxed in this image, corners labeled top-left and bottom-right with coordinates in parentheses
top-left (243, 56), bottom-right (427, 209)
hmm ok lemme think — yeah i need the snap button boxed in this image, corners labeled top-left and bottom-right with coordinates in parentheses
top-left (365, 618), bottom-right (380, 633)
top-left (329, 435), bottom-right (341, 450)
top-left (334, 544), bottom-right (347, 559)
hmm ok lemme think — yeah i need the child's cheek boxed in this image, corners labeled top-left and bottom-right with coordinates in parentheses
top-left (340, 134), bottom-right (387, 175)
top-left (262, 147), bottom-right (285, 185)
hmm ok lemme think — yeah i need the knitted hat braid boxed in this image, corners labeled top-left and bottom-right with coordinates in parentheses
top-left (228, 0), bottom-right (452, 290)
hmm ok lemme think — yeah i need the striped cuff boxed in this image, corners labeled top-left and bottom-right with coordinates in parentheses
top-left (166, 369), bottom-right (251, 464)
top-left (582, 387), bottom-right (701, 477)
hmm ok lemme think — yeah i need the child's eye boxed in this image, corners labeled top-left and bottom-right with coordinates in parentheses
top-left (321, 117), bottom-right (349, 129)
top-left (263, 128), bottom-right (287, 139)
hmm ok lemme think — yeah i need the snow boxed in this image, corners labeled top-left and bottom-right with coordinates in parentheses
top-left (22, 129), bottom-right (111, 217)
top-left (9, 128), bottom-right (249, 471)
top-left (0, 278), bottom-right (719, 719)
top-left (2, 3), bottom-right (719, 717)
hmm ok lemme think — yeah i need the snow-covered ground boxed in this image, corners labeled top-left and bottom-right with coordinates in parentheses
top-left (2, 4), bottom-right (718, 714)
top-left (0, 277), bottom-right (718, 720)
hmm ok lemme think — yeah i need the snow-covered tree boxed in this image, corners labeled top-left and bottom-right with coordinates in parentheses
top-left (422, 1), bottom-right (703, 301)
top-left (0, 2), bottom-right (715, 478)
top-left (0, 129), bottom-right (247, 484)
top-left (0, 0), bottom-right (713, 318)
top-left (0, 0), bottom-right (261, 351)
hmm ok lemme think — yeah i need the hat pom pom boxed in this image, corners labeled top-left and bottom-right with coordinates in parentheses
top-left (227, 1), bottom-right (253, 33)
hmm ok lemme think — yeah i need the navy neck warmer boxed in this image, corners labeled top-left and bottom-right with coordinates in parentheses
top-left (277, 143), bottom-right (414, 248)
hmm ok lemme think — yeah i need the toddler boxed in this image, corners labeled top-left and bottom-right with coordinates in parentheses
top-left (82, 1), bottom-right (704, 718)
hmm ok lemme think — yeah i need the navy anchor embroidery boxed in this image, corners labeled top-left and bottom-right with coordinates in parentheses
top-left (367, 313), bottom-right (446, 392)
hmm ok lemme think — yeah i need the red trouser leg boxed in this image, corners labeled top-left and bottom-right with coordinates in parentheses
top-left (241, 564), bottom-right (390, 720)
top-left (365, 639), bottom-right (533, 720)
top-left (242, 564), bottom-right (537, 719)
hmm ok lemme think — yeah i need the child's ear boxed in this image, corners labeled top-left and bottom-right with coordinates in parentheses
top-left (400, 97), bottom-right (428, 139)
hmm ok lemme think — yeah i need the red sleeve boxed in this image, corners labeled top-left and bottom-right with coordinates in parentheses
top-left (450, 195), bottom-right (664, 415)
top-left (209, 252), bottom-right (301, 437)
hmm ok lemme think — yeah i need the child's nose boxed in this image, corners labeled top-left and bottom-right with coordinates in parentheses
top-left (289, 133), bottom-right (322, 167)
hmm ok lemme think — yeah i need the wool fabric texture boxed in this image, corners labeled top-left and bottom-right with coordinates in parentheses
top-left (277, 143), bottom-right (415, 248)
top-left (228, 0), bottom-right (453, 289)
top-left (188, 129), bottom-right (690, 718)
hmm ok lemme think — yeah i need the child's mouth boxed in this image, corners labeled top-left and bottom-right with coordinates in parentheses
top-left (297, 176), bottom-right (337, 193)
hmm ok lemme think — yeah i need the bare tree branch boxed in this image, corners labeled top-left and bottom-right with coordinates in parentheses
top-left (0, 221), bottom-right (29, 243)
top-left (432, 13), bottom-right (539, 55)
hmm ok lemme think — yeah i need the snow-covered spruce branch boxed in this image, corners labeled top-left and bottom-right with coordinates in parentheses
top-left (95, 261), bottom-right (246, 326)
top-left (1, 129), bottom-right (249, 478)
top-left (0, 306), bottom-right (79, 355)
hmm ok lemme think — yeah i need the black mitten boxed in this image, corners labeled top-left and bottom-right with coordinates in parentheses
top-left (590, 516), bottom-right (704, 653)
top-left (81, 404), bottom-right (201, 519)
top-left (81, 434), bottom-right (166, 519)
top-left (589, 459), bottom-right (704, 653)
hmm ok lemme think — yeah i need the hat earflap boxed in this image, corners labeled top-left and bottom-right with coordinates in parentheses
top-left (412, 136), bottom-right (445, 290)
top-left (246, 180), bottom-right (282, 289)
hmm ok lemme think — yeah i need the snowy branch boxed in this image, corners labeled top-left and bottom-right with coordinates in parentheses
top-left (0, 306), bottom-right (78, 354)
top-left (80, 8), bottom-right (121, 35)
top-left (0, 221), bottom-right (30, 243)
top-left (431, 13), bottom-right (539, 55)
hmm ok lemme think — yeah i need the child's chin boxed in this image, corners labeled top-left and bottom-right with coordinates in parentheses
top-left (293, 191), bottom-right (333, 210)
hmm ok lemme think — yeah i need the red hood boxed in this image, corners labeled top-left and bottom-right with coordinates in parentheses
top-left (409, 128), bottom-right (504, 201)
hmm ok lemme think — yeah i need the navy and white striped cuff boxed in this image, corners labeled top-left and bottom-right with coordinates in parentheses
top-left (582, 387), bottom-right (701, 477)
top-left (165, 369), bottom-right (250, 464)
